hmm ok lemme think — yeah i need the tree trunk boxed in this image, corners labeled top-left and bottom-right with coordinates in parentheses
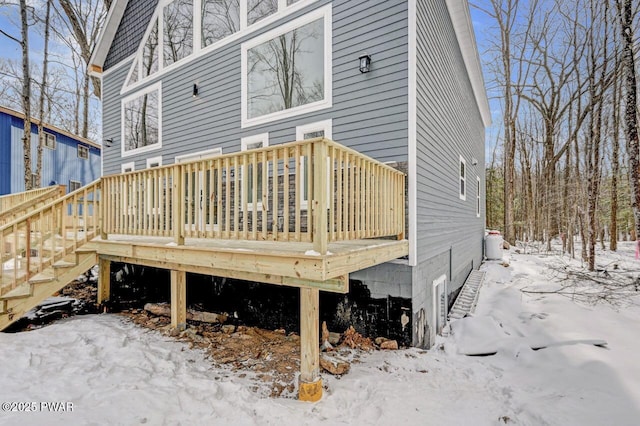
top-left (36, 0), bottom-right (52, 189)
top-left (20, 0), bottom-right (32, 190)
top-left (617, 0), bottom-right (640, 250)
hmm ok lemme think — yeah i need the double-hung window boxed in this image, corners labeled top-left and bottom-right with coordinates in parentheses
top-left (296, 119), bottom-right (331, 209)
top-left (241, 133), bottom-right (269, 211)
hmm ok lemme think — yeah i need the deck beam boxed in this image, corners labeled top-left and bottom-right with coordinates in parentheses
top-left (299, 287), bottom-right (322, 402)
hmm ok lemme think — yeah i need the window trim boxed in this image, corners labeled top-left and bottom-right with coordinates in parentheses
top-left (121, 81), bottom-right (163, 158)
top-left (476, 175), bottom-right (481, 217)
top-left (69, 180), bottom-right (82, 192)
top-left (121, 0), bottom-right (322, 96)
top-left (240, 5), bottom-right (332, 128)
top-left (43, 131), bottom-right (56, 150)
top-left (121, 162), bottom-right (135, 173)
top-left (175, 147), bottom-right (223, 163)
top-left (459, 155), bottom-right (466, 201)
top-left (296, 119), bottom-right (332, 210)
top-left (77, 145), bottom-right (89, 160)
top-left (241, 132), bottom-right (269, 211)
top-left (146, 155), bottom-right (163, 168)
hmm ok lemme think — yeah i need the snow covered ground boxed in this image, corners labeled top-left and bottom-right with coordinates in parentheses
top-left (1, 242), bottom-right (639, 425)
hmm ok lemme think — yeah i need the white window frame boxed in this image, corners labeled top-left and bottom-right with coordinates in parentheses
top-left (77, 145), bottom-right (89, 160)
top-left (121, 0), bottom-right (322, 95)
top-left (241, 133), bottom-right (269, 211)
top-left (240, 5), bottom-right (332, 128)
top-left (175, 147), bottom-right (223, 163)
top-left (121, 81), bottom-right (163, 158)
top-left (43, 131), bottom-right (56, 149)
top-left (296, 119), bottom-right (332, 210)
top-left (476, 176), bottom-right (481, 217)
top-left (459, 155), bottom-right (466, 201)
top-left (121, 162), bottom-right (135, 173)
top-left (146, 156), bottom-right (163, 168)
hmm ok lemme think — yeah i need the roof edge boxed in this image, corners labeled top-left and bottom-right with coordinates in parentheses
top-left (0, 106), bottom-right (102, 150)
top-left (89, 0), bottom-right (129, 75)
top-left (445, 0), bottom-right (492, 127)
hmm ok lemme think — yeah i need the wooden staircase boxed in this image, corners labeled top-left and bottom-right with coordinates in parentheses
top-left (0, 246), bottom-right (97, 330)
top-left (0, 180), bottom-right (101, 330)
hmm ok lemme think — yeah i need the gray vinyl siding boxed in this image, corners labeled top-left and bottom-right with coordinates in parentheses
top-left (104, 0), bottom-right (159, 70)
top-left (414, 0), bottom-right (485, 299)
top-left (101, 0), bottom-right (408, 174)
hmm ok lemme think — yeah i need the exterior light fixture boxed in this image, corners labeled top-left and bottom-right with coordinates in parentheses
top-left (359, 54), bottom-right (371, 73)
top-left (471, 157), bottom-right (478, 166)
top-left (192, 83), bottom-right (199, 97)
top-left (104, 138), bottom-right (113, 148)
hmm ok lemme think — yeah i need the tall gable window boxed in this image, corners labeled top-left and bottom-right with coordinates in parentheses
top-left (202, 0), bottom-right (240, 47)
top-left (143, 19), bottom-right (159, 78)
top-left (122, 82), bottom-right (162, 157)
top-left (241, 6), bottom-right (332, 127)
top-left (123, 0), bottom-right (322, 92)
top-left (164, 0), bottom-right (193, 67)
top-left (248, 0), bottom-right (277, 25)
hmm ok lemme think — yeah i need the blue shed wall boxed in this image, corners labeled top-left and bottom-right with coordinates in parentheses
top-left (0, 113), bottom-right (11, 195)
top-left (5, 115), bottom-right (101, 194)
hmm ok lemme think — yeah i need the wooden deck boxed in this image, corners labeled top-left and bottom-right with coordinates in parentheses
top-left (94, 235), bottom-right (408, 293)
top-left (1, 138), bottom-right (407, 402)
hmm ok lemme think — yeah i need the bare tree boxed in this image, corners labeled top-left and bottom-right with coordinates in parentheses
top-left (616, 0), bottom-right (640, 251)
top-left (20, 0), bottom-right (33, 190)
top-left (35, 0), bottom-right (52, 189)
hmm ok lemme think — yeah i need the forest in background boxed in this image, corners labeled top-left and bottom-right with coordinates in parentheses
top-left (478, 0), bottom-right (640, 270)
top-left (0, 0), bottom-right (109, 188)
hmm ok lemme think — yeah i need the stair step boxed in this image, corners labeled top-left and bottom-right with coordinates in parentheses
top-left (1, 283), bottom-right (32, 300)
top-left (29, 272), bottom-right (55, 284)
top-left (53, 260), bottom-right (76, 269)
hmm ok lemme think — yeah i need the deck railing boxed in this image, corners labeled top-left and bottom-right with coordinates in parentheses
top-left (0, 185), bottom-right (66, 226)
top-left (0, 180), bottom-right (101, 296)
top-left (101, 138), bottom-right (405, 249)
top-left (0, 139), bottom-right (405, 295)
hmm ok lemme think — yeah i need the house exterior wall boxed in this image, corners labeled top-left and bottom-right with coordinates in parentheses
top-left (101, 0), bottom-right (409, 174)
top-left (99, 0), bottom-right (488, 349)
top-left (412, 0), bottom-right (486, 347)
top-left (0, 113), bottom-right (101, 195)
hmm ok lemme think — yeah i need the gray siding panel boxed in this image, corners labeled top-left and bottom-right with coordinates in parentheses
top-left (412, 0), bottom-right (485, 347)
top-left (101, 0), bottom-right (408, 173)
top-left (414, 0), bottom-right (485, 300)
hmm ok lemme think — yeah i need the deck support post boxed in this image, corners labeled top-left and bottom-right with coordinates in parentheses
top-left (97, 256), bottom-right (110, 305)
top-left (170, 270), bottom-right (187, 331)
top-left (299, 287), bottom-right (322, 402)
